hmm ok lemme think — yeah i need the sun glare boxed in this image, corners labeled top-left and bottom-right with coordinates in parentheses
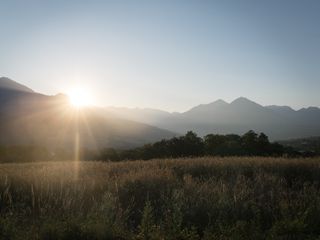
top-left (68, 87), bottom-right (94, 108)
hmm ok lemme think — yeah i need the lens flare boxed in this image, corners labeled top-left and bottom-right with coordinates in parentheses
top-left (68, 87), bottom-right (94, 108)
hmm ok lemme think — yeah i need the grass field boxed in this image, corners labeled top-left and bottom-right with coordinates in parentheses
top-left (1, 157), bottom-right (320, 239)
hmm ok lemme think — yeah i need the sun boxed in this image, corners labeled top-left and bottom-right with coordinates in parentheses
top-left (68, 87), bottom-right (94, 108)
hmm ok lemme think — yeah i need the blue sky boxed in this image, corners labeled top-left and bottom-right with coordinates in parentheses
top-left (0, 0), bottom-right (319, 111)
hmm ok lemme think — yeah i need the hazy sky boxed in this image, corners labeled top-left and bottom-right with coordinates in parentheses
top-left (1, 0), bottom-right (319, 111)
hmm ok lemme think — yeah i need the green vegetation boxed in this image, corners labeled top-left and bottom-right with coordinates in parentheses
top-left (1, 157), bottom-right (320, 239)
top-left (98, 130), bottom-right (302, 161)
top-left (1, 131), bottom-right (316, 164)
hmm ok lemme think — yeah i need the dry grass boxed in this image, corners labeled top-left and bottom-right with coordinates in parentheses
top-left (1, 157), bottom-right (320, 239)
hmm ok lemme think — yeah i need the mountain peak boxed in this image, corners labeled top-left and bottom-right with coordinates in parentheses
top-left (210, 99), bottom-right (228, 106)
top-left (231, 97), bottom-right (260, 106)
top-left (185, 99), bottom-right (228, 114)
top-left (0, 77), bottom-right (34, 93)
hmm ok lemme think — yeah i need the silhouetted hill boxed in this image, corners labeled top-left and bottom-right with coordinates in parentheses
top-left (0, 78), bottom-right (176, 150)
top-left (107, 98), bottom-right (320, 140)
top-left (0, 77), bottom-right (34, 93)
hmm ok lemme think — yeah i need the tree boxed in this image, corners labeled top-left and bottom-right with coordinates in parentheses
top-left (241, 130), bottom-right (259, 155)
top-left (182, 131), bottom-right (204, 157)
top-left (204, 134), bottom-right (227, 155)
top-left (257, 133), bottom-right (270, 155)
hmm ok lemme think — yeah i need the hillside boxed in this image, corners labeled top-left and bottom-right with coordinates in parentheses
top-left (0, 76), bottom-right (34, 93)
top-left (0, 77), bottom-right (176, 149)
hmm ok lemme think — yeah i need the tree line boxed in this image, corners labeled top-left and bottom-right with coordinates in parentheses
top-left (97, 130), bottom-right (307, 161)
top-left (0, 130), bottom-right (315, 163)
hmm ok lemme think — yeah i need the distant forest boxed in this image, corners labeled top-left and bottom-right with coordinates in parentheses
top-left (0, 130), bottom-right (318, 163)
top-left (97, 130), bottom-right (316, 161)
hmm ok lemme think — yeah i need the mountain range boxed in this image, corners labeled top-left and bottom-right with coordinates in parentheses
top-left (106, 98), bottom-right (320, 141)
top-left (1, 77), bottom-right (320, 150)
top-left (0, 77), bottom-right (176, 149)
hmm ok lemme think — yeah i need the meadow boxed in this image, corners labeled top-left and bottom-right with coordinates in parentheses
top-left (1, 157), bottom-right (320, 239)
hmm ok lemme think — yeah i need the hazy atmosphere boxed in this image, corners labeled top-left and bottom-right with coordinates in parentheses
top-left (1, 0), bottom-right (320, 111)
top-left (1, 1), bottom-right (320, 239)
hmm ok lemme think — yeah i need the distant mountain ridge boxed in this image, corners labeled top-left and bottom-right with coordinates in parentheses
top-left (106, 97), bottom-right (320, 140)
top-left (0, 77), bottom-right (34, 93)
top-left (0, 77), bottom-right (177, 149)
top-left (1, 77), bottom-right (319, 143)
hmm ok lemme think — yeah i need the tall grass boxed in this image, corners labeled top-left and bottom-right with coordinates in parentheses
top-left (1, 157), bottom-right (320, 239)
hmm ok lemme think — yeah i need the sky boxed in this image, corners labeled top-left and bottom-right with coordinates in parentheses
top-left (0, 0), bottom-right (319, 112)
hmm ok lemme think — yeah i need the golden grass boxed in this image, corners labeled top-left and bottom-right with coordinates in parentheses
top-left (1, 157), bottom-right (320, 239)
